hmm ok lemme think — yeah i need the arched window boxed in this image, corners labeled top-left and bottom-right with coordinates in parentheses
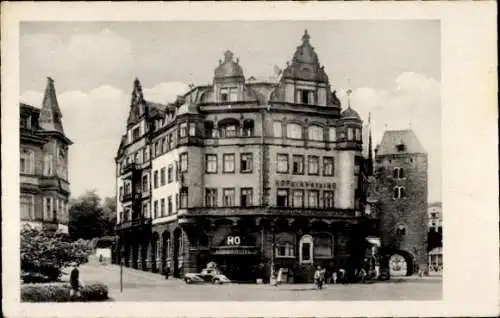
top-left (299, 234), bottom-right (314, 264)
top-left (286, 123), bottom-right (303, 139)
top-left (314, 233), bottom-right (334, 258)
top-left (393, 186), bottom-right (406, 199)
top-left (218, 118), bottom-right (240, 138)
top-left (308, 125), bottom-right (324, 141)
top-left (393, 167), bottom-right (405, 179)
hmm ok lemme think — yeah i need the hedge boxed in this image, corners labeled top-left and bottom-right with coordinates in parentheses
top-left (21, 282), bottom-right (109, 302)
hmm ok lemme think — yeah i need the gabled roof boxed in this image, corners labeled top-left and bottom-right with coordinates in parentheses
top-left (376, 129), bottom-right (426, 156)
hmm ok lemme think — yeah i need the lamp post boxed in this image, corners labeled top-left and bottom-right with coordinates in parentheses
top-left (120, 256), bottom-right (124, 293)
top-left (270, 223), bottom-right (276, 282)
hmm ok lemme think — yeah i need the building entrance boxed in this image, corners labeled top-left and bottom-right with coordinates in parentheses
top-left (213, 254), bottom-right (259, 283)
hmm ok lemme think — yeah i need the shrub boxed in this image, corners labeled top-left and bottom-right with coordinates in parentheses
top-left (21, 282), bottom-right (109, 302)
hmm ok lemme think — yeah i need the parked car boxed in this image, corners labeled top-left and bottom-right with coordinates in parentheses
top-left (184, 268), bottom-right (231, 285)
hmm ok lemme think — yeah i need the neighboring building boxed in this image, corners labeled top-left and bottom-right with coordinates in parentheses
top-left (428, 202), bottom-right (442, 231)
top-left (373, 129), bottom-right (429, 276)
top-left (114, 31), bottom-right (377, 283)
top-left (20, 77), bottom-right (72, 233)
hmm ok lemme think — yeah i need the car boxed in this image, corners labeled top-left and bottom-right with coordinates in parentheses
top-left (184, 268), bottom-right (231, 285)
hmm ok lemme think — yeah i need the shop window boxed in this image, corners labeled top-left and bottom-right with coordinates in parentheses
top-left (314, 233), bottom-right (334, 258)
top-left (240, 153), bottom-right (253, 173)
top-left (275, 242), bottom-right (295, 258)
top-left (292, 155), bottom-right (304, 175)
top-left (299, 235), bottom-right (314, 264)
top-left (277, 154), bottom-right (289, 173)
top-left (276, 189), bottom-right (289, 207)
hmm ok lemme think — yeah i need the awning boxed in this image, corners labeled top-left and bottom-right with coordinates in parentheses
top-left (366, 237), bottom-right (381, 247)
top-left (212, 246), bottom-right (258, 256)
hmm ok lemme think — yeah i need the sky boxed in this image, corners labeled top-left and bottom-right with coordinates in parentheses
top-left (20, 20), bottom-right (441, 202)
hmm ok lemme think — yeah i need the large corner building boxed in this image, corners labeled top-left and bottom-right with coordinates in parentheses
top-left (20, 78), bottom-right (72, 233)
top-left (113, 31), bottom-right (408, 282)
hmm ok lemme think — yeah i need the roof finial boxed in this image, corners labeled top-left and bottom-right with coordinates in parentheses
top-left (346, 79), bottom-right (352, 109)
top-left (302, 29), bottom-right (310, 43)
top-left (224, 50), bottom-right (234, 62)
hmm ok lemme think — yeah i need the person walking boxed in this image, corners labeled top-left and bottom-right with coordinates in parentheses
top-left (69, 263), bottom-right (82, 300)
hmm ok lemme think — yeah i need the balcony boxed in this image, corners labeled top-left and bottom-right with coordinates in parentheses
top-left (121, 162), bottom-right (138, 175)
top-left (115, 217), bottom-right (152, 231)
top-left (120, 192), bottom-right (133, 203)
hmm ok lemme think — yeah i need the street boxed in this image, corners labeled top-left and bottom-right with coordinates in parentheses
top-left (77, 260), bottom-right (442, 301)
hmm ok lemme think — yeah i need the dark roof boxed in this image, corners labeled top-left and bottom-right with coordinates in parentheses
top-left (340, 107), bottom-right (361, 120)
top-left (376, 129), bottom-right (426, 155)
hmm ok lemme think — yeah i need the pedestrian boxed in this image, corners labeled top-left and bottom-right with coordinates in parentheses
top-left (331, 271), bottom-right (337, 284)
top-left (314, 266), bottom-right (325, 289)
top-left (164, 266), bottom-right (170, 279)
top-left (69, 263), bottom-right (82, 300)
top-left (99, 254), bottom-right (103, 264)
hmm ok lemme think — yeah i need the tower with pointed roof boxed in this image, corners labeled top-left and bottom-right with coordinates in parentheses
top-left (374, 129), bottom-right (428, 276)
top-left (20, 77), bottom-right (72, 233)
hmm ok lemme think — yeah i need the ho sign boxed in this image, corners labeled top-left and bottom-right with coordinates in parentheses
top-left (226, 236), bottom-right (241, 246)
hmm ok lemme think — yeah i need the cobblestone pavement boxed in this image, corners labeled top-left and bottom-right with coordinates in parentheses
top-left (77, 261), bottom-right (442, 302)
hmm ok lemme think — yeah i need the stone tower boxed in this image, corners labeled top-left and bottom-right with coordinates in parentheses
top-left (374, 129), bottom-right (428, 275)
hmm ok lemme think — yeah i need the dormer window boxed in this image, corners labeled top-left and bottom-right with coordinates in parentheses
top-left (220, 87), bottom-right (238, 102)
top-left (347, 127), bottom-right (354, 141)
top-left (396, 143), bottom-right (406, 152)
top-left (21, 115), bottom-right (31, 129)
top-left (297, 89), bottom-right (314, 105)
top-left (132, 127), bottom-right (140, 141)
top-left (220, 89), bottom-right (228, 102)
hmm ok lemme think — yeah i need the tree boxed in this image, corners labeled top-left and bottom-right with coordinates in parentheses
top-left (101, 196), bottom-right (117, 237)
top-left (69, 190), bottom-right (106, 240)
top-left (21, 227), bottom-right (91, 282)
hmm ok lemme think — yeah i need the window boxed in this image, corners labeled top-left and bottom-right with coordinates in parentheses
top-left (168, 134), bottom-right (174, 149)
top-left (160, 167), bottom-right (166, 186)
top-left (144, 147), bottom-right (150, 162)
top-left (154, 200), bottom-right (158, 218)
top-left (273, 121), bottom-right (283, 138)
top-left (180, 153), bottom-right (188, 172)
top-left (276, 189), bottom-right (289, 207)
top-left (220, 88), bottom-right (229, 101)
top-left (308, 190), bottom-right (319, 208)
top-left (143, 203), bottom-right (149, 218)
top-left (222, 188), bottom-right (235, 207)
top-left (160, 198), bottom-right (165, 216)
top-left (21, 194), bottom-right (35, 220)
top-left (20, 149), bottom-right (35, 174)
top-left (396, 224), bottom-right (406, 236)
top-left (162, 137), bottom-right (168, 152)
top-left (277, 154), bottom-right (289, 173)
top-left (175, 161), bottom-right (179, 180)
top-left (286, 123), bottom-right (303, 139)
top-left (240, 153), bottom-right (253, 173)
top-left (205, 188), bottom-right (218, 207)
top-left (347, 127), bottom-right (354, 141)
top-left (397, 143), bottom-right (406, 152)
top-left (142, 175), bottom-right (149, 193)
top-left (180, 188), bottom-right (188, 208)
top-left (168, 165), bottom-right (173, 183)
top-left (180, 122), bottom-right (188, 138)
top-left (292, 155), bottom-right (304, 175)
top-left (168, 196), bottom-right (172, 215)
top-left (229, 89), bottom-right (238, 102)
top-left (299, 235), bottom-right (314, 264)
top-left (328, 127), bottom-right (336, 142)
top-left (314, 233), bottom-right (334, 258)
top-left (175, 193), bottom-right (179, 212)
top-left (44, 197), bottom-right (53, 221)
top-left (132, 127), bottom-right (140, 141)
top-left (206, 154), bottom-right (217, 173)
top-left (293, 190), bottom-right (304, 208)
top-left (135, 152), bottom-right (142, 164)
top-left (393, 186), bottom-right (406, 199)
top-left (308, 125), bottom-right (324, 141)
top-left (298, 89), bottom-right (314, 104)
top-left (323, 157), bottom-right (334, 176)
top-left (393, 167), bottom-right (405, 179)
top-left (431, 212), bottom-right (437, 219)
top-left (153, 170), bottom-right (159, 188)
top-left (355, 128), bottom-right (362, 141)
top-left (44, 154), bottom-right (53, 176)
top-left (189, 123), bottom-right (196, 136)
top-left (223, 154), bottom-right (235, 173)
top-left (204, 121), bottom-right (215, 138)
top-left (275, 242), bottom-right (295, 258)
top-left (154, 141), bottom-right (160, 157)
top-left (21, 116), bottom-right (30, 129)
top-left (242, 120), bottom-right (254, 137)
top-left (308, 156), bottom-right (319, 175)
top-left (240, 188), bottom-right (253, 207)
top-left (158, 139), bottom-right (164, 155)
top-left (324, 191), bottom-right (334, 208)
top-left (220, 123), bottom-right (238, 137)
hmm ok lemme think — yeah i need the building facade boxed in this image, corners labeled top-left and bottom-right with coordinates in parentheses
top-left (20, 77), bottom-right (72, 233)
top-left (373, 129), bottom-right (428, 275)
top-left (114, 31), bottom-right (377, 283)
top-left (428, 202), bottom-right (442, 231)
